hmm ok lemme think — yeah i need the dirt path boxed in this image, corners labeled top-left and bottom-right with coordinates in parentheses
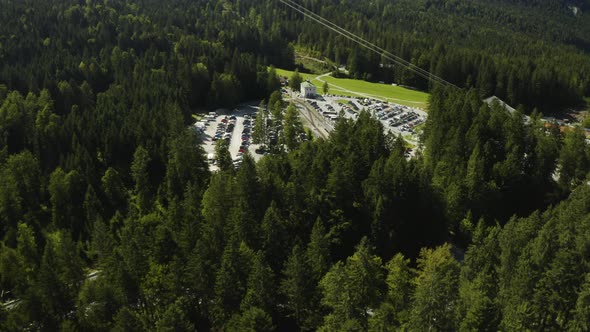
top-left (296, 54), bottom-right (327, 64)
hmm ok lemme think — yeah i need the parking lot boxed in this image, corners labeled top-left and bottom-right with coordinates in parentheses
top-left (195, 94), bottom-right (427, 171)
top-left (196, 105), bottom-right (264, 171)
top-left (300, 95), bottom-right (426, 137)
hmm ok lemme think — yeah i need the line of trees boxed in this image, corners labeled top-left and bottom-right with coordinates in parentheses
top-left (2, 0), bottom-right (590, 114)
top-left (285, 0), bottom-right (590, 112)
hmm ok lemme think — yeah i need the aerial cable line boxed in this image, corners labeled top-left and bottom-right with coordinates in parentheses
top-left (279, 0), bottom-right (452, 86)
top-left (280, 0), bottom-right (445, 85)
top-left (280, 0), bottom-right (453, 87)
top-left (279, 0), bottom-right (457, 88)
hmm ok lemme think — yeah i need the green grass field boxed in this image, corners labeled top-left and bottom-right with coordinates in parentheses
top-left (273, 67), bottom-right (430, 109)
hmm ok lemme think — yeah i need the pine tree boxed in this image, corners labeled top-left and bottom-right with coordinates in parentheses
top-left (319, 238), bottom-right (384, 331)
top-left (36, 232), bottom-right (84, 329)
top-left (253, 100), bottom-right (268, 145)
top-left (241, 252), bottom-right (276, 314)
top-left (283, 103), bottom-right (304, 151)
top-left (261, 201), bottom-right (289, 271)
top-left (215, 139), bottom-right (233, 173)
top-left (306, 218), bottom-right (330, 281)
top-left (211, 238), bottom-right (254, 328)
top-left (289, 69), bottom-right (303, 91)
top-left (267, 66), bottom-right (280, 93)
top-left (76, 276), bottom-right (123, 331)
top-left (408, 243), bottom-right (460, 332)
top-left (154, 298), bottom-right (195, 332)
top-left (558, 126), bottom-right (589, 189)
top-left (225, 307), bottom-right (275, 332)
top-left (101, 167), bottom-right (127, 214)
top-left (83, 184), bottom-right (103, 238)
top-left (369, 253), bottom-right (414, 331)
top-left (281, 244), bottom-right (316, 329)
top-left (130, 146), bottom-right (151, 214)
top-left (569, 273), bottom-right (590, 331)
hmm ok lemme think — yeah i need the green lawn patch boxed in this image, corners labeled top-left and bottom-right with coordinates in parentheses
top-left (270, 67), bottom-right (429, 109)
top-left (322, 76), bottom-right (429, 109)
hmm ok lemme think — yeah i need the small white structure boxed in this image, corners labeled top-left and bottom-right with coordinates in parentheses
top-left (483, 96), bottom-right (516, 114)
top-left (300, 81), bottom-right (317, 98)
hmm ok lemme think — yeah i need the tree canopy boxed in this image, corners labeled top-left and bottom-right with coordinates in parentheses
top-left (1, 0), bottom-right (590, 330)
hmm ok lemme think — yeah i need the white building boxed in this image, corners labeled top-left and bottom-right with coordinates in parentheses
top-left (300, 81), bottom-right (317, 98)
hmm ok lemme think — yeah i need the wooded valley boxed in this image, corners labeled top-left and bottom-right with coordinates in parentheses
top-left (1, 0), bottom-right (590, 330)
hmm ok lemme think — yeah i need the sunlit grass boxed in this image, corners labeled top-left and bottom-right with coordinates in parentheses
top-left (272, 67), bottom-right (429, 109)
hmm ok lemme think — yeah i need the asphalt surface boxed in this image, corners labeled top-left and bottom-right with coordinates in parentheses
top-left (199, 94), bottom-right (426, 171)
top-left (290, 94), bottom-right (425, 139)
top-left (200, 105), bottom-right (264, 172)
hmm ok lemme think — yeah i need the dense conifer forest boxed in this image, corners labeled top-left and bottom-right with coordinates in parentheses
top-left (1, 0), bottom-right (590, 330)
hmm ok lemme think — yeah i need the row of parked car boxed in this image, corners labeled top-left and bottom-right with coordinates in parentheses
top-left (205, 113), bottom-right (256, 169)
top-left (357, 97), bottom-right (383, 107)
top-left (337, 102), bottom-right (358, 115)
top-left (233, 114), bottom-right (254, 168)
top-left (212, 115), bottom-right (237, 142)
top-left (389, 111), bottom-right (423, 132)
top-left (309, 100), bottom-right (340, 122)
top-left (377, 108), bottom-right (401, 121)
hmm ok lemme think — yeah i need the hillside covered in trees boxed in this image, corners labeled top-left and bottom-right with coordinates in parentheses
top-left (289, 0), bottom-right (590, 111)
top-left (1, 0), bottom-right (590, 331)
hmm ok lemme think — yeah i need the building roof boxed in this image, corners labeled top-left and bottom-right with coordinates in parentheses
top-left (301, 81), bottom-right (315, 89)
top-left (483, 96), bottom-right (516, 114)
top-left (484, 95), bottom-right (532, 124)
